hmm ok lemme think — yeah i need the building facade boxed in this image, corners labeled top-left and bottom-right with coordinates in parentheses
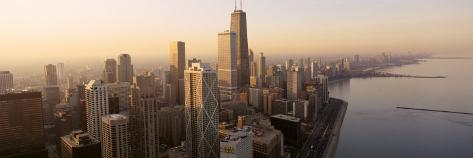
top-left (105, 82), bottom-right (130, 112)
top-left (130, 72), bottom-right (160, 158)
top-left (117, 54), bottom-right (133, 83)
top-left (231, 9), bottom-right (250, 88)
top-left (287, 65), bottom-right (303, 100)
top-left (104, 58), bottom-right (117, 83)
top-left (219, 126), bottom-right (253, 158)
top-left (85, 80), bottom-right (109, 140)
top-left (159, 106), bottom-right (185, 147)
top-left (256, 53), bottom-right (266, 88)
top-left (218, 31), bottom-right (238, 101)
top-left (60, 130), bottom-right (101, 158)
top-left (270, 114), bottom-right (302, 146)
top-left (252, 123), bottom-right (283, 158)
top-left (0, 92), bottom-right (47, 157)
top-left (184, 63), bottom-right (220, 158)
top-left (170, 41), bottom-right (186, 105)
top-left (0, 71), bottom-right (13, 94)
top-left (101, 114), bottom-right (130, 158)
top-left (44, 64), bottom-right (58, 86)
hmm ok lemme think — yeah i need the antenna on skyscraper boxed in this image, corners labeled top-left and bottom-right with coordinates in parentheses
top-left (234, 0), bottom-right (237, 10)
top-left (240, 0), bottom-right (243, 10)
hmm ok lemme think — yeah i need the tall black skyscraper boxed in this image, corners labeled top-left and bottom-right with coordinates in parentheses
top-left (231, 7), bottom-right (250, 89)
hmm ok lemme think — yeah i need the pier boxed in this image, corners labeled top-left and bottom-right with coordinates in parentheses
top-left (396, 107), bottom-right (473, 115)
top-left (351, 71), bottom-right (447, 79)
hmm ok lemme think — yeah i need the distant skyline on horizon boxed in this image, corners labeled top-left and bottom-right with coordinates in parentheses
top-left (1, 0), bottom-right (472, 69)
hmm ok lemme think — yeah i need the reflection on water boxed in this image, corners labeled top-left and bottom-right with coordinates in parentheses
top-left (331, 59), bottom-right (473, 158)
top-left (329, 79), bottom-right (350, 101)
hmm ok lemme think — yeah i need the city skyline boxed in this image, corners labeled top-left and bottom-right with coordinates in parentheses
top-left (0, 1), bottom-right (472, 158)
top-left (1, 0), bottom-right (473, 70)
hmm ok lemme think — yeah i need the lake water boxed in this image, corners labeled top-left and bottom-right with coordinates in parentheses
top-left (331, 58), bottom-right (473, 158)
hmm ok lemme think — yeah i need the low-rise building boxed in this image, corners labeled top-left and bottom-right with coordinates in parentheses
top-left (220, 126), bottom-right (253, 158)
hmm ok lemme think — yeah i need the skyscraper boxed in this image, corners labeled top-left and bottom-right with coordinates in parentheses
top-left (101, 114), bottom-right (130, 158)
top-left (231, 8), bottom-right (249, 88)
top-left (44, 64), bottom-right (58, 86)
top-left (117, 54), bottom-right (133, 83)
top-left (184, 63), bottom-right (219, 158)
top-left (0, 92), bottom-right (48, 157)
top-left (85, 80), bottom-right (109, 140)
top-left (104, 58), bottom-right (117, 83)
top-left (287, 65), bottom-right (303, 100)
top-left (256, 52), bottom-right (266, 88)
top-left (285, 59), bottom-right (293, 70)
top-left (57, 62), bottom-right (65, 86)
top-left (60, 130), bottom-right (101, 158)
top-left (159, 106), bottom-right (185, 147)
top-left (310, 61), bottom-right (319, 80)
top-left (43, 86), bottom-right (61, 124)
top-left (353, 54), bottom-right (360, 64)
top-left (0, 71), bottom-right (13, 94)
top-left (170, 41), bottom-right (186, 105)
top-left (130, 72), bottom-right (160, 158)
top-left (218, 31), bottom-right (238, 101)
top-left (105, 82), bottom-right (130, 112)
top-left (317, 75), bottom-right (329, 104)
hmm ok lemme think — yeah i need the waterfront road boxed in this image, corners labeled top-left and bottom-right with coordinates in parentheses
top-left (297, 98), bottom-right (344, 158)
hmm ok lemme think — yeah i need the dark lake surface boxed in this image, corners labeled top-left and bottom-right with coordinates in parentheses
top-left (332, 57), bottom-right (473, 158)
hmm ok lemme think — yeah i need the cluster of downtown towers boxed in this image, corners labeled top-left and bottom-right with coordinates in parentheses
top-left (0, 7), bottom-right (327, 158)
top-left (76, 8), bottom-right (250, 158)
top-left (91, 8), bottom-right (252, 158)
top-left (0, 6), bottom-right (328, 158)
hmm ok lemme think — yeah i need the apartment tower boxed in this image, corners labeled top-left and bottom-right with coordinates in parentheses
top-left (184, 63), bottom-right (220, 158)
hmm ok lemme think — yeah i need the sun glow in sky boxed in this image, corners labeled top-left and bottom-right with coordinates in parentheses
top-left (1, 0), bottom-right (472, 69)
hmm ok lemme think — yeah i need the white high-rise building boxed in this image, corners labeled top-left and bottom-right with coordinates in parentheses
top-left (117, 54), bottom-right (133, 83)
top-left (44, 64), bottom-right (58, 86)
top-left (310, 61), bottom-right (319, 80)
top-left (85, 80), bottom-right (109, 140)
top-left (101, 114), bottom-right (130, 158)
top-left (130, 72), bottom-right (160, 158)
top-left (287, 65), bottom-right (303, 100)
top-left (105, 82), bottom-right (130, 111)
top-left (0, 71), bottom-right (13, 94)
top-left (220, 126), bottom-right (253, 158)
top-left (184, 63), bottom-right (219, 158)
top-left (218, 31), bottom-right (238, 101)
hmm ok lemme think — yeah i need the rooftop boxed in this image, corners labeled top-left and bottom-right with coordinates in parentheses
top-left (61, 130), bottom-right (99, 147)
top-left (271, 114), bottom-right (301, 122)
top-left (220, 126), bottom-right (252, 142)
top-left (103, 114), bottom-right (128, 120)
top-left (252, 125), bottom-right (282, 144)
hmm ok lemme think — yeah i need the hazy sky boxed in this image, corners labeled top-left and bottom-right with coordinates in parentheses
top-left (1, 0), bottom-right (472, 69)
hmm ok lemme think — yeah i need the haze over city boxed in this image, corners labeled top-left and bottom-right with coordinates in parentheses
top-left (1, 1), bottom-right (473, 158)
top-left (1, 0), bottom-right (472, 70)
